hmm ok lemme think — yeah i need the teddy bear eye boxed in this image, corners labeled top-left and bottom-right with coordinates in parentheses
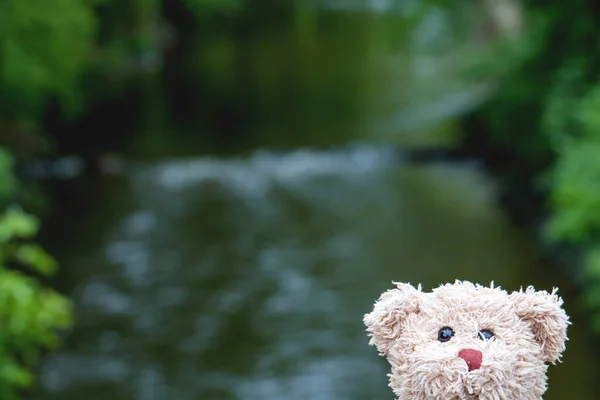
top-left (438, 327), bottom-right (454, 342)
top-left (478, 329), bottom-right (494, 340)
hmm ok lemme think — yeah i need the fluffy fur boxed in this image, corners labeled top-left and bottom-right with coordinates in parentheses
top-left (364, 280), bottom-right (570, 400)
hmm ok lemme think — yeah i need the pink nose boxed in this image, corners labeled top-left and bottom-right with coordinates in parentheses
top-left (458, 349), bottom-right (483, 371)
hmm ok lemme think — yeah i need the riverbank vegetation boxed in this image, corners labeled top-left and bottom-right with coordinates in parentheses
top-left (0, 151), bottom-right (71, 400)
top-left (465, 0), bottom-right (600, 330)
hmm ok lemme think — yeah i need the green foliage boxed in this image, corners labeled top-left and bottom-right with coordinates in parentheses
top-left (0, 151), bottom-right (72, 400)
top-left (0, 3), bottom-right (83, 395)
top-left (546, 84), bottom-right (600, 242)
top-left (545, 77), bottom-right (600, 330)
top-left (534, 5), bottom-right (600, 325)
top-left (0, 206), bottom-right (73, 400)
top-left (0, 0), bottom-right (96, 119)
top-left (475, 1), bottom-right (600, 331)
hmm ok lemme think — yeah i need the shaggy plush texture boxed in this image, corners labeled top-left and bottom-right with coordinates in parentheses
top-left (364, 280), bottom-right (570, 400)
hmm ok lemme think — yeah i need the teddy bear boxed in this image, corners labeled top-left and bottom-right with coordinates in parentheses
top-left (364, 280), bottom-right (570, 400)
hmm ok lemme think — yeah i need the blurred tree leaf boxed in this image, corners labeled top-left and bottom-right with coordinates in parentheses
top-left (0, 207), bottom-right (39, 243)
top-left (0, 167), bottom-right (72, 398)
top-left (474, 0), bottom-right (600, 334)
top-left (14, 244), bottom-right (58, 277)
top-left (0, 0), bottom-right (96, 119)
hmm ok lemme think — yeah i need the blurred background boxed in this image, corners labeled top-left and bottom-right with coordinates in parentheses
top-left (1, 0), bottom-right (600, 399)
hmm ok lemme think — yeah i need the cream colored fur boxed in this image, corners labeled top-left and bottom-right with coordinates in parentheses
top-left (364, 280), bottom-right (570, 400)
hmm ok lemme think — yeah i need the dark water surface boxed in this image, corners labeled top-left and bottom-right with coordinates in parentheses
top-left (32, 148), bottom-right (595, 399)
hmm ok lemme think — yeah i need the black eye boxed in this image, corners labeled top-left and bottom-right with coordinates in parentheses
top-left (438, 327), bottom-right (454, 342)
top-left (479, 329), bottom-right (494, 340)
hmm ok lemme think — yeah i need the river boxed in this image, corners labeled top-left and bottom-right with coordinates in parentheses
top-left (30, 147), bottom-right (595, 399)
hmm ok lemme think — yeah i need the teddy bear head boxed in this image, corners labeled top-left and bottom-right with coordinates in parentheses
top-left (364, 280), bottom-right (570, 400)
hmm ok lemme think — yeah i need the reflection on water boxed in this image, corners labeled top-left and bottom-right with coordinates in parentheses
top-left (33, 147), bottom-right (595, 399)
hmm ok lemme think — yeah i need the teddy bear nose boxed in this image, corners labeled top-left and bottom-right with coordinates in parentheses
top-left (458, 349), bottom-right (483, 371)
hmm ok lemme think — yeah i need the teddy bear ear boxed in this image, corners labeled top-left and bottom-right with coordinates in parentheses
top-left (509, 286), bottom-right (570, 364)
top-left (363, 282), bottom-right (423, 356)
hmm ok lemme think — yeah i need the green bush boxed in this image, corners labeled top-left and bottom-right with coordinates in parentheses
top-left (0, 0), bottom-right (96, 120)
top-left (546, 84), bottom-right (600, 243)
top-left (472, 1), bottom-right (600, 330)
top-left (0, 151), bottom-right (72, 400)
top-left (544, 76), bottom-right (600, 330)
top-left (0, 1), bottom-right (90, 396)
